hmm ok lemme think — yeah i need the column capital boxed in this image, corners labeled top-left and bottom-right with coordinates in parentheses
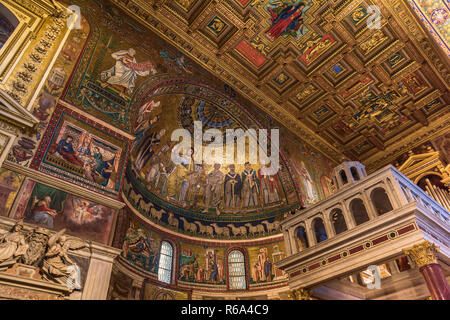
top-left (288, 288), bottom-right (313, 300)
top-left (403, 241), bottom-right (439, 268)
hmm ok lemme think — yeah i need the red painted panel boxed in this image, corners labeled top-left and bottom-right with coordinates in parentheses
top-left (308, 263), bottom-right (321, 271)
top-left (372, 235), bottom-right (389, 246)
top-left (397, 224), bottom-right (416, 235)
top-left (235, 40), bottom-right (267, 67)
top-left (291, 270), bottom-right (302, 277)
top-left (328, 254), bottom-right (342, 263)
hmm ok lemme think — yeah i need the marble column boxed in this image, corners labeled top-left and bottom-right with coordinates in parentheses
top-left (305, 220), bottom-right (316, 247)
top-left (81, 244), bottom-right (122, 300)
top-left (322, 213), bottom-right (334, 238)
top-left (283, 230), bottom-right (293, 255)
top-left (361, 191), bottom-right (377, 220)
top-left (403, 241), bottom-right (450, 300)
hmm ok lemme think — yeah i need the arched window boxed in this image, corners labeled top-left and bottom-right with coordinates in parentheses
top-left (331, 209), bottom-right (347, 235)
top-left (350, 199), bottom-right (370, 225)
top-left (158, 241), bottom-right (173, 284)
top-left (371, 188), bottom-right (393, 215)
top-left (296, 226), bottom-right (309, 251)
top-left (313, 218), bottom-right (328, 243)
top-left (0, 4), bottom-right (19, 49)
top-left (228, 250), bottom-right (246, 290)
top-left (351, 167), bottom-right (360, 181)
top-left (340, 170), bottom-right (348, 185)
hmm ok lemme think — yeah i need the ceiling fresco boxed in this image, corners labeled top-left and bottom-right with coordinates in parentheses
top-left (110, 0), bottom-right (450, 172)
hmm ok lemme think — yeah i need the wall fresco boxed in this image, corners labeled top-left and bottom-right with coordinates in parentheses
top-left (9, 179), bottom-right (116, 245)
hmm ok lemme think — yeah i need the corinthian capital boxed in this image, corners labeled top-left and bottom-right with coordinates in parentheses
top-left (403, 241), bottom-right (440, 268)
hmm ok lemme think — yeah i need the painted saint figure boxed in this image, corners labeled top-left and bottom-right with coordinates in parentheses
top-left (298, 161), bottom-right (318, 204)
top-left (101, 48), bottom-right (157, 98)
top-left (77, 140), bottom-right (91, 157)
top-left (146, 155), bottom-right (164, 189)
top-left (159, 50), bottom-right (192, 74)
top-left (30, 196), bottom-right (58, 229)
top-left (92, 147), bottom-right (115, 187)
top-left (166, 162), bottom-right (191, 203)
top-left (136, 100), bottom-right (160, 129)
top-left (210, 259), bottom-right (219, 283)
top-left (57, 135), bottom-right (84, 167)
top-left (203, 164), bottom-right (224, 215)
top-left (133, 115), bottom-right (159, 154)
top-left (290, 158), bottom-right (319, 205)
top-left (186, 164), bottom-right (207, 209)
top-left (258, 163), bottom-right (281, 205)
top-left (266, 2), bottom-right (310, 40)
top-left (224, 164), bottom-right (242, 210)
top-left (134, 129), bottom-right (166, 172)
top-left (241, 162), bottom-right (261, 209)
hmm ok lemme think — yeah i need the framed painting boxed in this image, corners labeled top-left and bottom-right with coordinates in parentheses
top-left (10, 178), bottom-right (117, 245)
top-left (30, 104), bottom-right (131, 198)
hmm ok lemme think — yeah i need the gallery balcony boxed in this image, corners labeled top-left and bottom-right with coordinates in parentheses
top-left (275, 163), bottom-right (450, 292)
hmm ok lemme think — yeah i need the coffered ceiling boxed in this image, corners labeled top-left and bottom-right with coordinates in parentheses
top-left (111, 0), bottom-right (450, 171)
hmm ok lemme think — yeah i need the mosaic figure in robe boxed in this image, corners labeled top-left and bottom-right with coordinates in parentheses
top-left (101, 48), bottom-right (157, 98)
top-left (241, 162), bottom-right (261, 209)
top-left (224, 164), bottom-right (242, 210)
top-left (266, 1), bottom-right (311, 40)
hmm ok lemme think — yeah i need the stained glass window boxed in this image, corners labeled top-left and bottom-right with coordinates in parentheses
top-left (158, 241), bottom-right (173, 284)
top-left (228, 250), bottom-right (246, 290)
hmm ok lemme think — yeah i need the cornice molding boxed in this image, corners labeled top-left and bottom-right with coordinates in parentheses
top-left (0, 89), bottom-right (39, 130)
top-left (58, 99), bottom-right (136, 141)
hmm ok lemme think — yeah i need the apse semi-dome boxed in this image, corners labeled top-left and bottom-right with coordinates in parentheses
top-left (122, 75), bottom-right (311, 240)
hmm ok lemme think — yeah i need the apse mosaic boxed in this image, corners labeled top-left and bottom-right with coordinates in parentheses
top-left (118, 71), bottom-right (336, 236)
top-left (117, 214), bottom-right (288, 288)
